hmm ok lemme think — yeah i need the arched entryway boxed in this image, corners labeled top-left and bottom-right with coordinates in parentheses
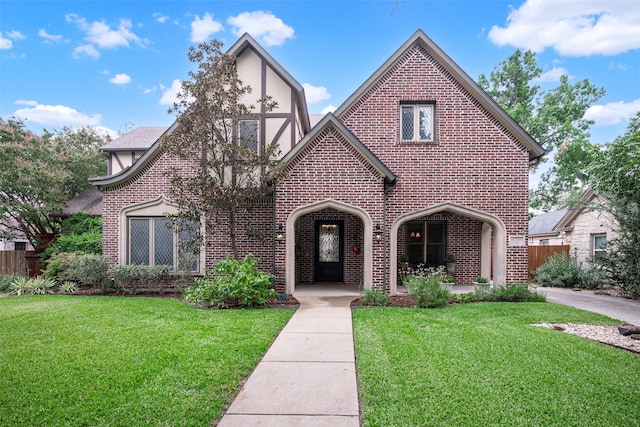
top-left (285, 200), bottom-right (373, 295)
top-left (390, 202), bottom-right (507, 295)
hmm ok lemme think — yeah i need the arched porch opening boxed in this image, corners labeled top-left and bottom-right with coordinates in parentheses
top-left (390, 202), bottom-right (506, 295)
top-left (285, 200), bottom-right (373, 295)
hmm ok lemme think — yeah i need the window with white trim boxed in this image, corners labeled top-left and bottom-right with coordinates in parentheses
top-left (400, 103), bottom-right (434, 142)
top-left (238, 119), bottom-right (259, 153)
top-left (128, 217), bottom-right (199, 271)
top-left (592, 234), bottom-right (606, 260)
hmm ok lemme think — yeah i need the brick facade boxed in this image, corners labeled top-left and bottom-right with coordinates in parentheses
top-left (95, 30), bottom-right (542, 295)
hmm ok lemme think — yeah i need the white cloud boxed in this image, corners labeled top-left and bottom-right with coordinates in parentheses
top-left (584, 99), bottom-right (640, 125)
top-left (190, 13), bottom-right (223, 43)
top-left (0, 33), bottom-right (12, 49)
top-left (12, 102), bottom-right (102, 127)
top-left (6, 30), bottom-right (26, 41)
top-left (159, 79), bottom-right (183, 105)
top-left (302, 83), bottom-right (331, 104)
top-left (153, 13), bottom-right (169, 24)
top-left (109, 73), bottom-right (132, 85)
top-left (534, 67), bottom-right (569, 83)
top-left (228, 11), bottom-right (294, 46)
top-left (15, 99), bottom-right (38, 106)
top-left (73, 43), bottom-right (100, 59)
top-left (489, 0), bottom-right (640, 56)
top-left (93, 125), bottom-right (119, 140)
top-left (38, 29), bottom-right (63, 42)
top-left (321, 104), bottom-right (336, 115)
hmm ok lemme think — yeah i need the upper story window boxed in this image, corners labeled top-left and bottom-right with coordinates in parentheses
top-left (239, 119), bottom-right (259, 153)
top-left (400, 103), bottom-right (434, 142)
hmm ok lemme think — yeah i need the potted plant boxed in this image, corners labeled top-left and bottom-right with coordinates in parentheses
top-left (445, 253), bottom-right (456, 274)
top-left (473, 276), bottom-right (490, 293)
top-left (439, 274), bottom-right (455, 291)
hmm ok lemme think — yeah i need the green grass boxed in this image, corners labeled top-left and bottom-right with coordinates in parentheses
top-left (0, 296), bottom-right (294, 426)
top-left (353, 303), bottom-right (640, 427)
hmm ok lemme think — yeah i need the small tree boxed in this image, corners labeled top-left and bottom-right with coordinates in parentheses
top-left (0, 119), bottom-right (107, 252)
top-left (162, 40), bottom-right (279, 259)
top-left (588, 112), bottom-right (640, 298)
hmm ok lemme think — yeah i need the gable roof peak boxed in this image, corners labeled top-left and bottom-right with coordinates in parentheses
top-left (334, 29), bottom-right (545, 162)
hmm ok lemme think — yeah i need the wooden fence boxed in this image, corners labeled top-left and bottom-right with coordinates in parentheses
top-left (0, 251), bottom-right (41, 277)
top-left (528, 245), bottom-right (570, 279)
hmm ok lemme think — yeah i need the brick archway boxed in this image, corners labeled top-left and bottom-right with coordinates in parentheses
top-left (390, 202), bottom-right (507, 295)
top-left (285, 199), bottom-right (373, 294)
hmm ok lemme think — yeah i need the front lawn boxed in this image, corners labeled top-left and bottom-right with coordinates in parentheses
top-left (353, 303), bottom-right (640, 426)
top-left (0, 296), bottom-right (293, 426)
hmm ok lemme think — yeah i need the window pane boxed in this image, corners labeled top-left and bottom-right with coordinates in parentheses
top-left (239, 120), bottom-right (258, 152)
top-left (154, 219), bottom-right (174, 266)
top-left (419, 106), bottom-right (433, 140)
top-left (130, 219), bottom-right (149, 265)
top-left (401, 106), bottom-right (414, 140)
top-left (594, 235), bottom-right (606, 250)
top-left (178, 220), bottom-right (199, 271)
top-left (319, 224), bottom-right (340, 263)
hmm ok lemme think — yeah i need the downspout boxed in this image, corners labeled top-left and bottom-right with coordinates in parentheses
top-left (272, 183), bottom-right (277, 277)
top-left (383, 180), bottom-right (389, 293)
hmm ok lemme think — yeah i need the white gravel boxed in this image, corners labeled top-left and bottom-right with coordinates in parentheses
top-left (534, 323), bottom-right (640, 354)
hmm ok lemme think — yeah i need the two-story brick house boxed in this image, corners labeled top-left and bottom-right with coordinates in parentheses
top-left (90, 30), bottom-right (544, 295)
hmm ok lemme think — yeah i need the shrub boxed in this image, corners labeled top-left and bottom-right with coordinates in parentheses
top-left (535, 251), bottom-right (585, 288)
top-left (9, 276), bottom-right (30, 296)
top-left (25, 277), bottom-right (57, 295)
top-left (483, 283), bottom-right (547, 302)
top-left (44, 252), bottom-right (82, 282)
top-left (110, 264), bottom-right (171, 294)
top-left (59, 281), bottom-right (77, 294)
top-left (404, 275), bottom-right (450, 308)
top-left (41, 213), bottom-right (102, 260)
top-left (184, 254), bottom-right (275, 308)
top-left (66, 254), bottom-right (115, 292)
top-left (360, 288), bottom-right (391, 306)
top-left (453, 292), bottom-right (477, 304)
top-left (0, 274), bottom-right (19, 292)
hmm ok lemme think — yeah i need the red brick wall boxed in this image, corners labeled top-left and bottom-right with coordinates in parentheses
top-left (339, 43), bottom-right (531, 284)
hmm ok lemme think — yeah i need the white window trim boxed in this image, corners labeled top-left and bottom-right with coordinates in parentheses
top-left (592, 233), bottom-right (606, 259)
top-left (400, 103), bottom-right (435, 142)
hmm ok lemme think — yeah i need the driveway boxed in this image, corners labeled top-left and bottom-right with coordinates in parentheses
top-left (538, 287), bottom-right (640, 325)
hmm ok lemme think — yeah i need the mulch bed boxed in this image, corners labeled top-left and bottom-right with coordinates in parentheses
top-left (351, 295), bottom-right (417, 308)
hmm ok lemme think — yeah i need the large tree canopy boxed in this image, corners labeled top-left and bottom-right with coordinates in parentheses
top-left (162, 40), bottom-right (278, 259)
top-left (478, 50), bottom-right (605, 210)
top-left (0, 119), bottom-right (107, 252)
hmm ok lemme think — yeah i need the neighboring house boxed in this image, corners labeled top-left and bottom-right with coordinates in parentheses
top-left (529, 190), bottom-right (616, 265)
top-left (90, 30), bottom-right (545, 294)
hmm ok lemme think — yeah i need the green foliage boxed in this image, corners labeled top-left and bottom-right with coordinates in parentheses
top-left (534, 251), bottom-right (585, 288)
top-left (0, 274), bottom-right (20, 292)
top-left (110, 264), bottom-right (172, 294)
top-left (482, 283), bottom-right (547, 302)
top-left (452, 292), bottom-right (478, 304)
top-left (184, 254), bottom-right (275, 308)
top-left (66, 254), bottom-right (115, 292)
top-left (42, 213), bottom-right (102, 260)
top-left (0, 119), bottom-right (107, 252)
top-left (404, 276), bottom-right (450, 308)
top-left (43, 252), bottom-right (81, 282)
top-left (474, 276), bottom-right (488, 283)
top-left (59, 281), bottom-right (77, 294)
top-left (9, 276), bottom-right (57, 295)
top-left (360, 288), bottom-right (391, 306)
top-left (588, 113), bottom-right (640, 298)
top-left (9, 276), bottom-right (30, 296)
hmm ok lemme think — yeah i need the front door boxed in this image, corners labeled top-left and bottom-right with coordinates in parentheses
top-left (315, 220), bottom-right (344, 282)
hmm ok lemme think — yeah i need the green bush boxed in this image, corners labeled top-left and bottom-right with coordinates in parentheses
top-left (41, 213), bottom-right (102, 260)
top-left (9, 276), bottom-right (31, 296)
top-left (360, 288), bottom-right (391, 306)
top-left (9, 276), bottom-right (57, 295)
top-left (534, 251), bottom-right (585, 288)
top-left (110, 264), bottom-right (171, 294)
top-left (66, 254), bottom-right (115, 292)
top-left (483, 283), bottom-right (547, 302)
top-left (404, 276), bottom-right (450, 308)
top-left (44, 252), bottom-right (81, 282)
top-left (184, 254), bottom-right (275, 308)
top-left (0, 274), bottom-right (21, 292)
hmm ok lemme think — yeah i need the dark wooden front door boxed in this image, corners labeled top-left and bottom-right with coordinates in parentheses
top-left (314, 220), bottom-right (344, 282)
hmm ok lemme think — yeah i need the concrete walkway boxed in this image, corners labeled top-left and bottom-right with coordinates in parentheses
top-left (217, 284), bottom-right (361, 427)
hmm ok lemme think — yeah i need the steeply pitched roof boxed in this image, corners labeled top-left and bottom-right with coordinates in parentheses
top-left (528, 209), bottom-right (568, 235)
top-left (91, 34), bottom-right (310, 188)
top-left (333, 29), bottom-right (546, 162)
top-left (280, 113), bottom-right (396, 184)
top-left (62, 187), bottom-right (103, 216)
top-left (100, 127), bottom-right (168, 152)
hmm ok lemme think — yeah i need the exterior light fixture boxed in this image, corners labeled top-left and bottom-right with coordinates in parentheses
top-left (374, 224), bottom-right (383, 241)
top-left (275, 224), bottom-right (285, 243)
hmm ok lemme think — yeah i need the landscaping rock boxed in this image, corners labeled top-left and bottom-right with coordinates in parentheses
top-left (631, 334), bottom-right (640, 341)
top-left (617, 324), bottom-right (640, 336)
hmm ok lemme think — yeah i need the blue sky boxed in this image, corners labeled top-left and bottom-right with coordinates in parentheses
top-left (1, 1), bottom-right (639, 165)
